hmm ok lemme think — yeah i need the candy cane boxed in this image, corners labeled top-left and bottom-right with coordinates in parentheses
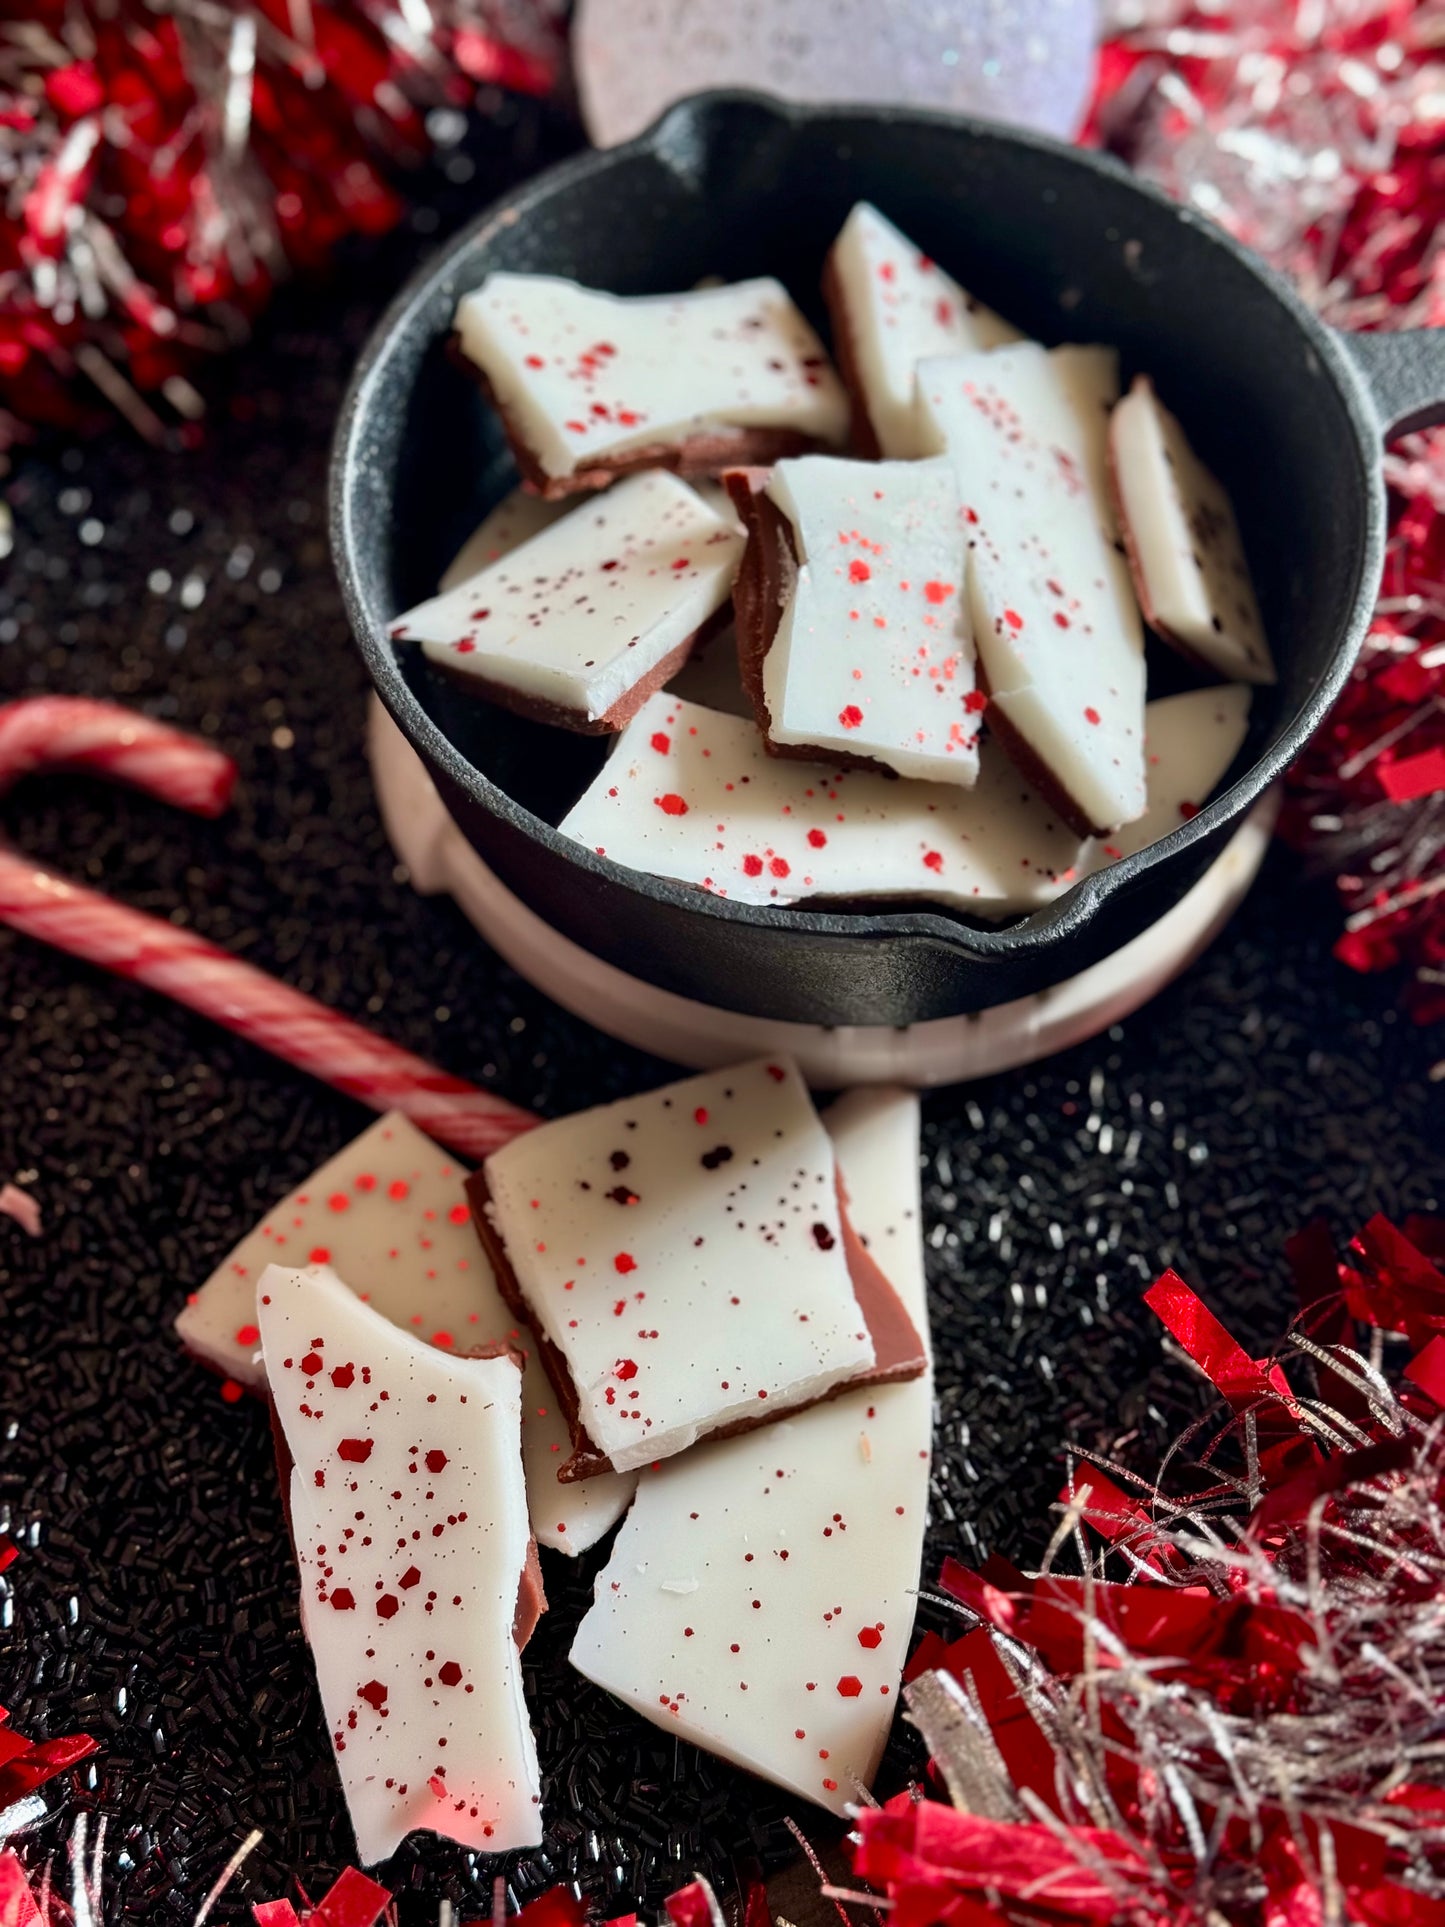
top-left (0, 697), bottom-right (536, 1159)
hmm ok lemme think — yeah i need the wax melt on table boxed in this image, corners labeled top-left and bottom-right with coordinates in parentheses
top-left (571, 1086), bottom-right (932, 1817)
top-left (388, 472), bottom-right (744, 734)
top-left (729, 455), bottom-right (982, 784)
top-left (471, 1056), bottom-right (926, 1479)
top-left (260, 1264), bottom-right (543, 1863)
top-left (559, 692), bottom-right (1084, 914)
top-left (822, 201), bottom-right (1020, 458)
top-left (175, 1112), bottom-right (637, 1557)
top-left (918, 343), bottom-right (1146, 834)
top-left (454, 274), bottom-right (849, 495)
top-left (1110, 375), bottom-right (1276, 685)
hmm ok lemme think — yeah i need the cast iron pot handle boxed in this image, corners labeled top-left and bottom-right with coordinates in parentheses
top-left (1342, 328), bottom-right (1445, 437)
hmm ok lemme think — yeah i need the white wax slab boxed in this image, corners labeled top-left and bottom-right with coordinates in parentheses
top-left (389, 471), bottom-right (744, 725)
top-left (260, 1264), bottom-right (542, 1862)
top-left (918, 344), bottom-right (1146, 832)
top-left (763, 455), bottom-right (981, 784)
top-left (441, 482), bottom-right (742, 597)
top-left (174, 1113), bottom-right (637, 1557)
top-left (482, 1056), bottom-right (876, 1476)
top-left (1086, 683), bottom-right (1252, 866)
top-left (455, 274), bottom-right (849, 482)
top-left (1110, 376), bottom-right (1275, 685)
top-left (570, 1086), bottom-right (932, 1817)
top-left (558, 692), bottom-right (1085, 916)
top-left (828, 201), bottom-right (1021, 458)
top-left (440, 492), bottom-right (569, 592)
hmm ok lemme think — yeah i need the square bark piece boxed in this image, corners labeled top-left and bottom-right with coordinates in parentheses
top-left (470, 1057), bottom-right (926, 1479)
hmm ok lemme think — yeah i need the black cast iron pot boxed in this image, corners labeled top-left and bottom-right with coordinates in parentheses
top-left (332, 91), bottom-right (1445, 1029)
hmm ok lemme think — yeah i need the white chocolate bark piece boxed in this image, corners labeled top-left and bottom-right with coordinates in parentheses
top-left (455, 274), bottom-right (849, 484)
top-left (918, 345), bottom-right (1146, 833)
top-left (441, 482), bottom-right (741, 597)
top-left (260, 1263), bottom-right (542, 1862)
top-left (1088, 684), bottom-right (1252, 866)
top-left (570, 1087), bottom-right (932, 1817)
top-left (479, 1057), bottom-right (900, 1477)
top-left (558, 692), bottom-right (1085, 917)
top-left (440, 491), bottom-right (568, 593)
top-left (389, 472), bottom-right (744, 729)
top-left (826, 201), bottom-right (1021, 458)
top-left (174, 1113), bottom-right (636, 1558)
top-left (760, 455), bottom-right (981, 784)
top-left (1110, 376), bottom-right (1275, 685)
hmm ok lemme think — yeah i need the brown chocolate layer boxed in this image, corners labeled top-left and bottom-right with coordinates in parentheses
top-left (723, 469), bottom-right (900, 780)
top-left (427, 603), bottom-right (731, 736)
top-left (466, 1165), bottom-right (927, 1484)
top-left (820, 245), bottom-right (885, 461)
top-left (451, 334), bottom-right (834, 500)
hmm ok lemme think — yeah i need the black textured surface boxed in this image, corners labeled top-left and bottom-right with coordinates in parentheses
top-left (1, 109), bottom-right (1444, 1927)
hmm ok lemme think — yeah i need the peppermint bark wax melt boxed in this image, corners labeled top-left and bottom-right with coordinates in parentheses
top-left (259, 1264), bottom-right (543, 1863)
top-left (1110, 376), bottom-right (1275, 685)
top-left (729, 456), bottom-right (981, 784)
top-left (822, 201), bottom-right (1021, 458)
top-left (918, 343), bottom-right (1147, 834)
top-left (558, 693), bottom-right (1083, 914)
top-left (388, 472), bottom-right (743, 734)
top-left (176, 1113), bottom-right (637, 1556)
top-left (571, 1087), bottom-right (932, 1816)
top-left (471, 1057), bottom-right (926, 1479)
top-left (454, 274), bottom-right (848, 495)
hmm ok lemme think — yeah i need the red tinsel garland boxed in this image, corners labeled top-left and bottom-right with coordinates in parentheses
top-left (851, 1209), bottom-right (1445, 1926)
top-left (0, 1), bottom-right (563, 450)
top-left (1090, 0), bottom-right (1445, 1032)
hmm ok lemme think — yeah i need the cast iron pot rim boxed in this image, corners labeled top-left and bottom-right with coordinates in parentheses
top-left (331, 87), bottom-right (1383, 963)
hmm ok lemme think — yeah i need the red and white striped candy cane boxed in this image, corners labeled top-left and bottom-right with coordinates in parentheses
top-left (0, 697), bottom-right (536, 1160)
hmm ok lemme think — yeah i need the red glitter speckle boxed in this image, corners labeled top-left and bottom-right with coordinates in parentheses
top-left (328, 1192), bottom-right (350, 1213)
top-left (742, 854), bottom-right (764, 877)
top-left (923, 580), bottom-right (954, 604)
top-left (389, 1180), bottom-right (410, 1201)
top-left (963, 689), bottom-right (988, 714)
top-left (694, 1108), bottom-right (708, 1125)
top-left (770, 857), bottom-right (790, 878)
top-left (655, 793), bottom-right (689, 816)
top-left (309, 1246), bottom-right (331, 1264)
top-left (1084, 706), bottom-right (1101, 725)
top-left (1004, 609), bottom-right (1024, 630)
top-left (922, 851), bottom-right (944, 873)
top-left (448, 1204), bottom-right (470, 1225)
top-left (839, 705), bottom-right (864, 730)
top-left (525, 354), bottom-right (544, 369)
top-left (219, 1379), bottom-right (244, 1403)
top-left (837, 1676), bottom-right (863, 1698)
top-left (1180, 800), bottom-right (1200, 819)
top-left (614, 1252), bottom-right (637, 1275)
top-left (331, 1363), bottom-right (355, 1390)
top-left (858, 1625), bottom-right (883, 1649)
top-left (615, 1359), bottom-right (639, 1380)
top-left (338, 1439), bottom-right (374, 1463)
top-left (301, 1352), bottom-right (323, 1375)
top-left (651, 732), bottom-right (670, 754)
top-left (235, 1323), bottom-right (260, 1346)
top-left (848, 559), bottom-right (871, 583)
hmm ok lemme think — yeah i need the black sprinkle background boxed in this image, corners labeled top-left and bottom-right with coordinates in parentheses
top-left (1, 95), bottom-right (1444, 1927)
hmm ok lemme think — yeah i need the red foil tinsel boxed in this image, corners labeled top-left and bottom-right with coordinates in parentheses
top-left (0, 1), bottom-right (564, 452)
top-left (1092, 0), bottom-right (1445, 1037)
top-left (856, 1211), bottom-right (1445, 1927)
